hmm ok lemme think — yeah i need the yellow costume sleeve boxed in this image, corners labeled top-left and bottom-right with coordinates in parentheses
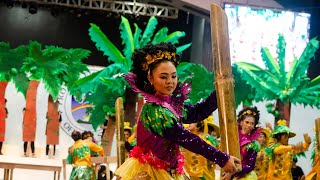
top-left (87, 141), bottom-right (104, 156)
top-left (292, 141), bottom-right (311, 155)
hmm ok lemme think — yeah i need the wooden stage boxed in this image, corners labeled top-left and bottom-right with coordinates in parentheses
top-left (0, 156), bottom-right (62, 180)
top-left (0, 155), bottom-right (117, 180)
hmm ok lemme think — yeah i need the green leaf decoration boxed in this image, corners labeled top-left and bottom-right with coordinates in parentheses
top-left (260, 47), bottom-right (280, 77)
top-left (161, 31), bottom-right (186, 44)
top-left (177, 62), bottom-right (214, 104)
top-left (89, 23), bottom-right (126, 64)
top-left (139, 16), bottom-right (158, 47)
top-left (119, 16), bottom-right (134, 67)
top-left (11, 72), bottom-right (29, 97)
top-left (152, 27), bottom-right (168, 45)
top-left (133, 23), bottom-right (142, 49)
top-left (277, 34), bottom-right (286, 83)
top-left (176, 43), bottom-right (192, 54)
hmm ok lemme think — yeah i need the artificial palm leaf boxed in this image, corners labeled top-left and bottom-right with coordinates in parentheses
top-left (232, 65), bottom-right (257, 106)
top-left (176, 43), bottom-right (192, 54)
top-left (0, 42), bottom-right (29, 96)
top-left (71, 63), bottom-right (126, 98)
top-left (177, 62), bottom-right (214, 104)
top-left (152, 27), bottom-right (169, 44)
top-left (89, 23), bottom-right (126, 64)
top-left (260, 47), bottom-right (280, 77)
top-left (161, 31), bottom-right (186, 44)
top-left (133, 23), bottom-right (142, 49)
top-left (139, 16), bottom-right (158, 47)
top-left (287, 37), bottom-right (319, 88)
top-left (119, 16), bottom-right (134, 66)
top-left (277, 35), bottom-right (286, 83)
top-left (11, 72), bottom-right (29, 97)
top-left (59, 48), bottom-right (90, 89)
top-left (234, 62), bottom-right (281, 100)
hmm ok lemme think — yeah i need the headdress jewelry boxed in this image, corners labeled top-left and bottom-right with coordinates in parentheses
top-left (240, 109), bottom-right (256, 118)
top-left (142, 50), bottom-right (177, 71)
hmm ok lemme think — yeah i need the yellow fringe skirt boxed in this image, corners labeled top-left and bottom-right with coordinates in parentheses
top-left (115, 157), bottom-right (186, 180)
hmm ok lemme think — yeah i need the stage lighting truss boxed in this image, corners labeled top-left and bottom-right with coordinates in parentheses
top-left (17, 0), bottom-right (179, 19)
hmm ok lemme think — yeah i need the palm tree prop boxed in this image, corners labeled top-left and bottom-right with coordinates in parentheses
top-left (235, 34), bottom-right (320, 125)
top-left (0, 42), bottom-right (30, 96)
top-left (177, 62), bottom-right (257, 107)
top-left (71, 16), bottom-right (192, 130)
top-left (22, 41), bottom-right (90, 100)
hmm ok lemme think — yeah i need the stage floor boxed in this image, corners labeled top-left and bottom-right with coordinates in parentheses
top-left (0, 155), bottom-right (117, 180)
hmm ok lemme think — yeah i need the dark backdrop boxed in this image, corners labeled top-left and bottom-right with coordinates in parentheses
top-left (0, 2), bottom-right (193, 67)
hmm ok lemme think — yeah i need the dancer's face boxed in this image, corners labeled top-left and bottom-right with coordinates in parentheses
top-left (240, 117), bottom-right (255, 135)
top-left (280, 133), bottom-right (289, 145)
top-left (258, 133), bottom-right (267, 146)
top-left (148, 61), bottom-right (177, 96)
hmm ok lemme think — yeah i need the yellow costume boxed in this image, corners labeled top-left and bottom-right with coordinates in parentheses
top-left (254, 128), bottom-right (271, 180)
top-left (68, 139), bottom-right (104, 180)
top-left (266, 120), bottom-right (311, 180)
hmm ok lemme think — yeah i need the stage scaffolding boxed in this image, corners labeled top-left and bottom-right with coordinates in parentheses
top-left (14, 0), bottom-right (179, 18)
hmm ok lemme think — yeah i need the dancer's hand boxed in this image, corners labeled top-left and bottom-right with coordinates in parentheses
top-left (303, 133), bottom-right (311, 144)
top-left (222, 156), bottom-right (241, 173)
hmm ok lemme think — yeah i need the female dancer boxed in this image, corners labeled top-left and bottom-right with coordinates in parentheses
top-left (232, 106), bottom-right (261, 179)
top-left (115, 42), bottom-right (239, 179)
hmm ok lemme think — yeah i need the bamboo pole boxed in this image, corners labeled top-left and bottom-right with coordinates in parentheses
top-left (315, 118), bottom-right (320, 152)
top-left (115, 97), bottom-right (126, 167)
top-left (210, 4), bottom-right (241, 163)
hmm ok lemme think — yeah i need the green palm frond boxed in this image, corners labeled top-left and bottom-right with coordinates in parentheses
top-left (152, 27), bottom-right (169, 44)
top-left (71, 63), bottom-right (127, 98)
top-left (119, 16), bottom-right (134, 66)
top-left (11, 72), bottom-right (29, 97)
top-left (89, 23), bottom-right (126, 64)
top-left (59, 48), bottom-right (90, 89)
top-left (161, 31), bottom-right (186, 44)
top-left (85, 81), bottom-right (125, 129)
top-left (42, 72), bottom-right (63, 100)
top-left (235, 62), bottom-right (280, 100)
top-left (176, 43), bottom-right (192, 54)
top-left (177, 62), bottom-right (214, 104)
top-left (133, 23), bottom-right (142, 49)
top-left (139, 16), bottom-right (158, 47)
top-left (289, 37), bottom-right (319, 86)
top-left (260, 47), bottom-right (280, 77)
top-left (233, 65), bottom-right (257, 107)
top-left (277, 34), bottom-right (286, 83)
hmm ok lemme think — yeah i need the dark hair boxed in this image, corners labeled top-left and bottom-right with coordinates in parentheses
top-left (98, 165), bottom-right (106, 174)
top-left (71, 131), bottom-right (82, 141)
top-left (131, 42), bottom-right (180, 94)
top-left (196, 121), bottom-right (205, 132)
top-left (124, 129), bottom-right (132, 134)
top-left (82, 131), bottom-right (94, 140)
top-left (237, 106), bottom-right (260, 128)
top-left (293, 157), bottom-right (298, 163)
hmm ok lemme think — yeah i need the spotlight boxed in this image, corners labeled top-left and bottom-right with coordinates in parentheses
top-left (29, 3), bottom-right (38, 14)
